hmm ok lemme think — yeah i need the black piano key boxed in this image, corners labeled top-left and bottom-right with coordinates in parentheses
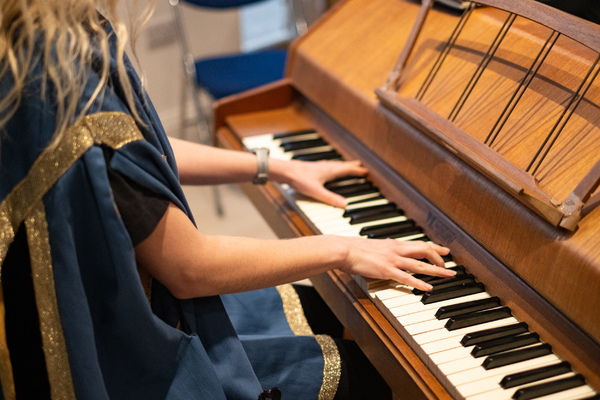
top-left (382, 227), bottom-right (424, 240)
top-left (273, 128), bottom-right (317, 139)
top-left (412, 274), bottom-right (475, 295)
top-left (343, 203), bottom-right (397, 218)
top-left (413, 265), bottom-right (466, 283)
top-left (324, 175), bottom-right (367, 188)
top-left (435, 296), bottom-right (501, 319)
top-left (425, 273), bottom-right (475, 287)
top-left (471, 332), bottom-right (539, 358)
top-left (328, 182), bottom-right (375, 197)
top-left (512, 374), bottom-right (586, 400)
top-left (482, 343), bottom-right (552, 370)
top-left (360, 220), bottom-right (415, 235)
top-left (415, 254), bottom-right (455, 263)
top-left (359, 220), bottom-right (416, 238)
top-left (445, 306), bottom-right (512, 331)
top-left (292, 150), bottom-right (341, 161)
top-left (500, 361), bottom-right (572, 389)
top-left (350, 209), bottom-right (404, 225)
top-left (421, 282), bottom-right (485, 304)
top-left (280, 138), bottom-right (328, 152)
top-left (461, 322), bottom-right (529, 346)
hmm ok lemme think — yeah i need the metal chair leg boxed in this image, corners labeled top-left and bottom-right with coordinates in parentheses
top-left (213, 185), bottom-right (224, 217)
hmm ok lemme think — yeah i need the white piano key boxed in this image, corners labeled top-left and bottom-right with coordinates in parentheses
top-left (437, 342), bottom-right (543, 376)
top-left (391, 292), bottom-right (491, 319)
top-left (444, 260), bottom-right (458, 268)
top-left (430, 345), bottom-right (476, 364)
top-left (343, 198), bottom-right (392, 209)
top-left (304, 199), bottom-right (392, 224)
top-left (534, 386), bottom-right (597, 400)
top-left (396, 308), bottom-right (442, 325)
top-left (312, 210), bottom-right (398, 230)
top-left (404, 317), bottom-right (449, 335)
top-left (464, 372), bottom-right (578, 400)
top-left (447, 354), bottom-right (560, 387)
top-left (344, 191), bottom-right (385, 203)
top-left (371, 283), bottom-right (412, 300)
top-left (288, 145), bottom-right (334, 156)
top-left (242, 134), bottom-right (275, 149)
top-left (244, 132), bottom-right (320, 150)
top-left (438, 355), bottom-right (487, 376)
top-left (395, 233), bottom-right (428, 241)
top-left (316, 215), bottom-right (409, 236)
top-left (459, 369), bottom-right (574, 398)
top-left (379, 291), bottom-right (422, 309)
top-left (414, 317), bottom-right (520, 346)
top-left (296, 199), bottom-right (338, 212)
top-left (442, 354), bottom-right (563, 400)
top-left (392, 294), bottom-right (493, 325)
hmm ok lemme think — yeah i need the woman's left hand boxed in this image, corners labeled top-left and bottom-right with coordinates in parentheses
top-left (270, 158), bottom-right (368, 208)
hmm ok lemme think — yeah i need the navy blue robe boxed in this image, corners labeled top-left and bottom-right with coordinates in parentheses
top-left (0, 26), bottom-right (339, 400)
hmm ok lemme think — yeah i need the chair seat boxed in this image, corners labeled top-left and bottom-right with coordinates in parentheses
top-left (194, 48), bottom-right (287, 99)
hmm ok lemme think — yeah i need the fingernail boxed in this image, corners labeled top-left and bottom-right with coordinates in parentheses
top-left (424, 284), bottom-right (433, 291)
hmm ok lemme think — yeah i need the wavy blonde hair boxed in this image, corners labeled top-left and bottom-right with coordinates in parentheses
top-left (0, 0), bottom-right (156, 146)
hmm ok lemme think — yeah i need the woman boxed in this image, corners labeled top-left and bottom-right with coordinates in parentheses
top-left (0, 1), bottom-right (452, 399)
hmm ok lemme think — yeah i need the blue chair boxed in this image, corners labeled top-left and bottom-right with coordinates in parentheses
top-left (170, 0), bottom-right (300, 144)
top-left (170, 0), bottom-right (303, 215)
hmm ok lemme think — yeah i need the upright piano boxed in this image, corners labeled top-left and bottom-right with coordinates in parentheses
top-left (214, 0), bottom-right (600, 398)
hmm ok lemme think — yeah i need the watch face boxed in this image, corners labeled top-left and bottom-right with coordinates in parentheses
top-left (252, 147), bottom-right (269, 185)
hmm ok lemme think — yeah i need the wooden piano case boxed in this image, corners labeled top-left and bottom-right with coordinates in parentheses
top-left (214, 0), bottom-right (600, 397)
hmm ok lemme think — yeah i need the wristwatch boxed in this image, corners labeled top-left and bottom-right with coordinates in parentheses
top-left (251, 147), bottom-right (269, 185)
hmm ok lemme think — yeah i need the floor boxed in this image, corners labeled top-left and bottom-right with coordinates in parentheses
top-left (182, 184), bottom-right (277, 240)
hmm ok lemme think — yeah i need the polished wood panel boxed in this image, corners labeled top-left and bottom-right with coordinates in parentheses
top-left (382, 1), bottom-right (600, 230)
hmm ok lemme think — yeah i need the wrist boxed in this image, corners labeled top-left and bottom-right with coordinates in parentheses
top-left (268, 158), bottom-right (293, 185)
top-left (319, 235), bottom-right (352, 273)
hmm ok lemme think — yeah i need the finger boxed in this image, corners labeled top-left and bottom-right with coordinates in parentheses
top-left (387, 268), bottom-right (433, 292)
top-left (310, 185), bottom-right (347, 208)
top-left (423, 243), bottom-right (451, 267)
top-left (398, 240), bottom-right (449, 268)
top-left (430, 242), bottom-right (451, 255)
top-left (325, 160), bottom-right (368, 180)
top-left (336, 160), bottom-right (368, 178)
top-left (401, 258), bottom-right (455, 278)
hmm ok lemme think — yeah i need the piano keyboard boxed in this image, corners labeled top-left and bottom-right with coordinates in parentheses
top-left (242, 130), bottom-right (599, 400)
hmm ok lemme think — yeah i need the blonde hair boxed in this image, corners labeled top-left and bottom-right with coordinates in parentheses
top-left (0, 0), bottom-right (156, 146)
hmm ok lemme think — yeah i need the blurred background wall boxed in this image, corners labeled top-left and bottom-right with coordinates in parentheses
top-left (118, 0), bottom-right (327, 140)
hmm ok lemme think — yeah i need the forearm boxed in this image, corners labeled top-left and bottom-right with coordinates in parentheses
top-left (135, 204), bottom-right (347, 298)
top-left (169, 136), bottom-right (367, 207)
top-left (169, 136), bottom-right (257, 185)
top-left (186, 234), bottom-right (347, 297)
top-left (135, 204), bottom-right (453, 299)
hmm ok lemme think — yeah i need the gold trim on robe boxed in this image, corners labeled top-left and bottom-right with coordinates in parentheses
top-left (276, 284), bottom-right (341, 400)
top-left (0, 112), bottom-right (144, 400)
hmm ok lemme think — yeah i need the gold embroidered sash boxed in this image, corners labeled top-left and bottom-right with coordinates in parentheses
top-left (0, 112), bottom-right (144, 400)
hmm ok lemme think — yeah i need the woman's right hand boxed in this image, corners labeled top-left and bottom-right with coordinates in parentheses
top-left (338, 237), bottom-right (454, 292)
